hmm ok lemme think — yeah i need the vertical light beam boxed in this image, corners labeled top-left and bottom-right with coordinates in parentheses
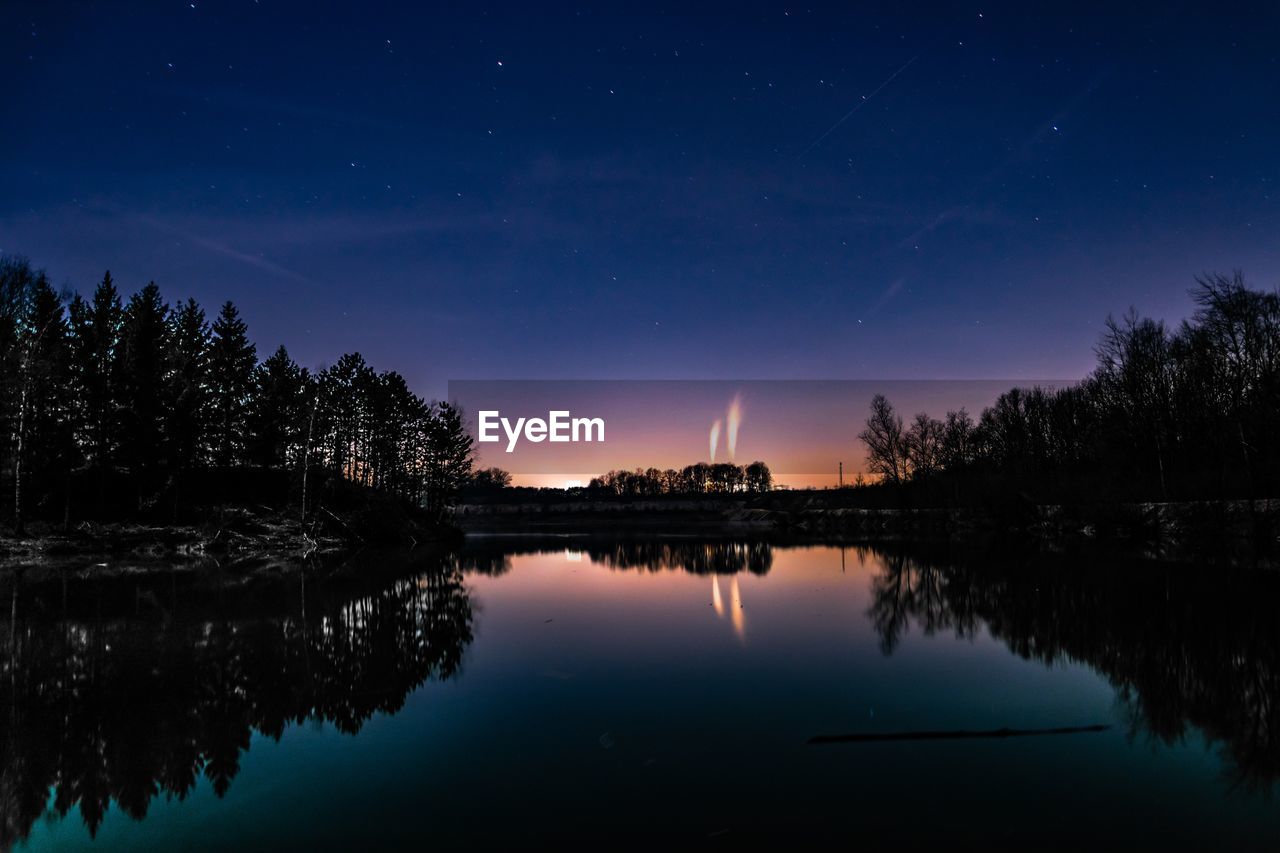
top-left (726, 394), bottom-right (743, 461)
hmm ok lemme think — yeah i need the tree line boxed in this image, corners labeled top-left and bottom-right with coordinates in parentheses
top-left (589, 461), bottom-right (773, 496)
top-left (858, 273), bottom-right (1280, 504)
top-left (0, 255), bottom-right (473, 532)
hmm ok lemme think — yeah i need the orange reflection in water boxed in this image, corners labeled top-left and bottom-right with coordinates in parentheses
top-left (730, 576), bottom-right (746, 643)
top-left (463, 544), bottom-right (880, 657)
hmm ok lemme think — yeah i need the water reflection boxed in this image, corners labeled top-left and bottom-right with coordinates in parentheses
top-left (3, 537), bottom-right (1280, 847)
top-left (729, 575), bottom-right (746, 643)
top-left (0, 553), bottom-right (473, 849)
top-left (861, 541), bottom-right (1280, 792)
top-left (463, 538), bottom-right (774, 576)
top-left (460, 536), bottom-right (1280, 793)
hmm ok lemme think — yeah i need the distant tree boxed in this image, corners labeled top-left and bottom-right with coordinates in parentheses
top-left (207, 301), bottom-right (256, 466)
top-left (471, 467), bottom-right (512, 489)
top-left (744, 460), bottom-right (773, 493)
top-left (588, 461), bottom-right (769, 495)
top-left (682, 462), bottom-right (711, 493)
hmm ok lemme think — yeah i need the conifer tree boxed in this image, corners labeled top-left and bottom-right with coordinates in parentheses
top-left (0, 257), bottom-right (34, 513)
top-left (22, 272), bottom-right (76, 521)
top-left (207, 301), bottom-right (256, 466)
top-left (118, 282), bottom-right (169, 478)
top-left (422, 401), bottom-right (473, 517)
top-left (69, 271), bottom-right (124, 471)
top-left (164, 298), bottom-right (213, 472)
top-left (247, 345), bottom-right (308, 467)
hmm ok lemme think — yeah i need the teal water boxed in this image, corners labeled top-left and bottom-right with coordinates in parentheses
top-left (5, 540), bottom-right (1280, 849)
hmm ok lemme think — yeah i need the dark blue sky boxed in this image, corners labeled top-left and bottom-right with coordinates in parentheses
top-left (2, 2), bottom-right (1277, 395)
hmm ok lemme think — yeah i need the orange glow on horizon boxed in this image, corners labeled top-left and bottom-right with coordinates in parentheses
top-left (459, 378), bottom-right (1038, 487)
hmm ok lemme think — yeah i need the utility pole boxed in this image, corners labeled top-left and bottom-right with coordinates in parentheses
top-left (838, 461), bottom-right (843, 489)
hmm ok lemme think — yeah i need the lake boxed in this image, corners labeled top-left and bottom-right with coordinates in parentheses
top-left (5, 538), bottom-right (1280, 849)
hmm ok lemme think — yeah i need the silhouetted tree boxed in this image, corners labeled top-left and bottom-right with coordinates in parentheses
top-left (856, 273), bottom-right (1280, 504)
top-left (163, 298), bottom-right (213, 473)
top-left (939, 408), bottom-right (975, 470)
top-left (2, 259), bottom-right (75, 531)
top-left (247, 346), bottom-right (307, 468)
top-left (588, 461), bottom-right (772, 495)
top-left (422, 402), bottom-right (473, 517)
top-left (207, 301), bottom-right (256, 467)
top-left (118, 282), bottom-right (169, 482)
top-left (69, 271), bottom-right (124, 472)
top-left (316, 352), bottom-right (376, 482)
top-left (744, 460), bottom-right (773, 493)
top-left (859, 393), bottom-right (908, 485)
top-left (0, 255), bottom-right (486, 527)
top-left (0, 258), bottom-right (32, 487)
top-left (905, 412), bottom-right (944, 479)
top-left (471, 467), bottom-right (513, 489)
top-left (19, 272), bottom-right (76, 526)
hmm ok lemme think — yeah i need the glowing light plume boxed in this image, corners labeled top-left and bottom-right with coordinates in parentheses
top-left (726, 394), bottom-right (743, 461)
top-left (711, 576), bottom-right (724, 617)
top-left (709, 419), bottom-right (722, 463)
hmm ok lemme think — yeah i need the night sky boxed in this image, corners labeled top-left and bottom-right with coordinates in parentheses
top-left (2, 3), bottom-right (1278, 397)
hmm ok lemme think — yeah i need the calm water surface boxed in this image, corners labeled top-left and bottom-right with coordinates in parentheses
top-left (5, 539), bottom-right (1280, 849)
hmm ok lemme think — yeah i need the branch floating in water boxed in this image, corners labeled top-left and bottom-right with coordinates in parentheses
top-left (807, 724), bottom-right (1111, 744)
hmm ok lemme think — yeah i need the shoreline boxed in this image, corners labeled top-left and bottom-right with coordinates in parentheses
top-left (0, 503), bottom-right (461, 578)
top-left (452, 496), bottom-right (1280, 562)
top-left (2, 496), bottom-right (1275, 577)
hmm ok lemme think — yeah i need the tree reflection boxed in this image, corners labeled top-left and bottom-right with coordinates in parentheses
top-left (460, 538), bottom-right (775, 576)
top-left (865, 542), bottom-right (1280, 791)
top-left (0, 552), bottom-right (473, 848)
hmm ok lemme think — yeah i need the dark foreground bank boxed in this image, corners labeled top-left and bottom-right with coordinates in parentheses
top-left (0, 470), bottom-right (462, 577)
